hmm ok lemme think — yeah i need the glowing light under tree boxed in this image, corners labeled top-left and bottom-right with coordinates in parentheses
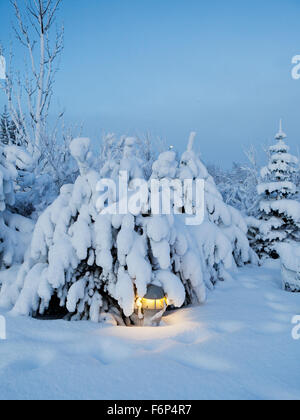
top-left (136, 285), bottom-right (168, 326)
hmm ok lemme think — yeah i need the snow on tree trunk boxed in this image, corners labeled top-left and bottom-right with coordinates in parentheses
top-left (247, 122), bottom-right (300, 260)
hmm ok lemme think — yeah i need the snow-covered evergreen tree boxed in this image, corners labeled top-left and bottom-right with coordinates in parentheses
top-left (0, 137), bottom-right (205, 323)
top-left (247, 121), bottom-right (300, 259)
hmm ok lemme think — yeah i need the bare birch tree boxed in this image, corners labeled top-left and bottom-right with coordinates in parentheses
top-left (0, 0), bottom-right (64, 159)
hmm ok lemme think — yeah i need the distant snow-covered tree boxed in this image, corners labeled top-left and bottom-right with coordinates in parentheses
top-left (0, 106), bottom-right (19, 146)
top-left (208, 146), bottom-right (260, 216)
top-left (247, 121), bottom-right (300, 259)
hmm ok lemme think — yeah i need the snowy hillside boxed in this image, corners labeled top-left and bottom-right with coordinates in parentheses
top-left (0, 261), bottom-right (299, 400)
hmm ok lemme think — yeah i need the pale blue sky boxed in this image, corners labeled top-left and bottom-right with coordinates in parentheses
top-left (1, 0), bottom-right (300, 167)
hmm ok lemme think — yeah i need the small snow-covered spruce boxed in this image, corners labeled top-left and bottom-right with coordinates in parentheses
top-left (0, 143), bottom-right (34, 272)
top-left (247, 121), bottom-right (300, 260)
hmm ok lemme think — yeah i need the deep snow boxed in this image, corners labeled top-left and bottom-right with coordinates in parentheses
top-left (0, 262), bottom-right (299, 400)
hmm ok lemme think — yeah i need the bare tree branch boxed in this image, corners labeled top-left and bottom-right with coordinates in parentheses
top-left (1, 0), bottom-right (64, 159)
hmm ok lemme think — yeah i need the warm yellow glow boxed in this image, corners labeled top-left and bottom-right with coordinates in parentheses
top-left (137, 296), bottom-right (168, 310)
top-left (141, 298), bottom-right (156, 310)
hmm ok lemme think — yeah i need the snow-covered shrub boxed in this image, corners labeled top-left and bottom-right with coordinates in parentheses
top-left (277, 243), bottom-right (300, 292)
top-left (247, 123), bottom-right (300, 259)
top-left (0, 144), bottom-right (34, 272)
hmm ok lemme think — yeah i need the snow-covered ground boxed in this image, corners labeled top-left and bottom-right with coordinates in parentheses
top-left (0, 262), bottom-right (299, 400)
